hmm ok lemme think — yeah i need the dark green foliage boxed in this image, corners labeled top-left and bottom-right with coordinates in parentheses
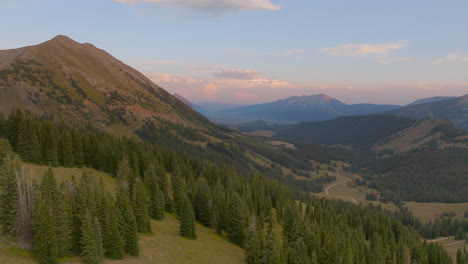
top-left (0, 154), bottom-right (20, 235)
top-left (275, 115), bottom-right (416, 149)
top-left (0, 112), bottom-right (456, 264)
top-left (132, 178), bottom-right (151, 233)
top-left (245, 218), bottom-right (261, 264)
top-left (80, 210), bottom-right (104, 264)
top-left (226, 192), bottom-right (247, 246)
top-left (32, 197), bottom-right (59, 264)
top-left (143, 165), bottom-right (165, 221)
top-left (179, 194), bottom-right (197, 239)
top-left (193, 177), bottom-right (212, 227)
top-left (116, 187), bottom-right (139, 256)
top-left (17, 118), bottom-right (41, 163)
top-left (101, 194), bottom-right (124, 259)
top-left (363, 151), bottom-right (468, 202)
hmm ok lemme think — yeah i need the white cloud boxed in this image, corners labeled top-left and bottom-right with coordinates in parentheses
top-left (432, 53), bottom-right (468, 65)
top-left (321, 41), bottom-right (409, 56)
top-left (111, 0), bottom-right (280, 15)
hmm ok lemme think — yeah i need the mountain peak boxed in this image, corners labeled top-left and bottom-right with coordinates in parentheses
top-left (47, 35), bottom-right (79, 45)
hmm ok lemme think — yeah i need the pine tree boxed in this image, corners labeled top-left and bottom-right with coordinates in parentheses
top-left (116, 157), bottom-right (132, 190)
top-left (116, 187), bottom-right (139, 256)
top-left (101, 194), bottom-right (124, 260)
top-left (143, 165), bottom-right (165, 221)
top-left (80, 209), bottom-right (103, 264)
top-left (132, 178), bottom-right (151, 233)
top-left (38, 168), bottom-right (72, 257)
top-left (179, 194), bottom-right (197, 239)
top-left (32, 196), bottom-right (59, 264)
top-left (194, 177), bottom-right (212, 227)
top-left (17, 118), bottom-right (41, 163)
top-left (60, 131), bottom-right (74, 167)
top-left (226, 192), bottom-right (246, 246)
top-left (5, 109), bottom-right (24, 151)
top-left (261, 228), bottom-right (283, 264)
top-left (71, 128), bottom-right (84, 167)
top-left (245, 217), bottom-right (261, 264)
top-left (0, 154), bottom-right (20, 235)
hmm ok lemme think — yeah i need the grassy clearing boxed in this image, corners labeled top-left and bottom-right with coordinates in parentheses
top-left (0, 215), bottom-right (245, 264)
top-left (432, 237), bottom-right (467, 260)
top-left (2, 164), bottom-right (245, 264)
top-left (405, 202), bottom-right (468, 222)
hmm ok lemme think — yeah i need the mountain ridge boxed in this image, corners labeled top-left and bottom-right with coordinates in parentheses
top-left (0, 35), bottom-right (214, 135)
top-left (207, 94), bottom-right (401, 124)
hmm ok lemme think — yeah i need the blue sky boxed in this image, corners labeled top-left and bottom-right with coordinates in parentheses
top-left (1, 0), bottom-right (467, 104)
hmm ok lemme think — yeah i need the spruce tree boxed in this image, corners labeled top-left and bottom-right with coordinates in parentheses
top-left (5, 109), bottom-right (24, 151)
top-left (17, 118), bottom-right (40, 163)
top-left (116, 187), bottom-right (139, 256)
top-left (0, 154), bottom-right (20, 235)
top-left (80, 209), bottom-right (103, 264)
top-left (226, 192), bottom-right (246, 246)
top-left (179, 194), bottom-right (197, 239)
top-left (143, 165), bottom-right (165, 221)
top-left (194, 177), bottom-right (212, 227)
top-left (101, 194), bottom-right (124, 259)
top-left (132, 178), bottom-right (151, 233)
top-left (32, 196), bottom-right (59, 264)
top-left (245, 217), bottom-right (261, 264)
top-left (261, 228), bottom-right (283, 264)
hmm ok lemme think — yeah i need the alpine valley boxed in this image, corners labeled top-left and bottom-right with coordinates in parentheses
top-left (0, 36), bottom-right (467, 264)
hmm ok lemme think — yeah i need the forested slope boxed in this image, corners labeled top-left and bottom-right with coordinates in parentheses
top-left (0, 112), bottom-right (457, 264)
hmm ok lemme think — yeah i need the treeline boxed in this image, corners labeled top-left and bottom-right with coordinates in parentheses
top-left (359, 151), bottom-right (468, 203)
top-left (391, 207), bottom-right (468, 241)
top-left (0, 111), bottom-right (455, 264)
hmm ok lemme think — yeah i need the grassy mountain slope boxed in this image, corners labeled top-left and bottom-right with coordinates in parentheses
top-left (387, 94), bottom-right (468, 130)
top-left (0, 35), bottom-right (213, 135)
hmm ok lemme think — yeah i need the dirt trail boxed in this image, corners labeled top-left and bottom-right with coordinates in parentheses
top-left (324, 180), bottom-right (349, 195)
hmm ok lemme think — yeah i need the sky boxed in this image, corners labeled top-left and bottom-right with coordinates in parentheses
top-left (1, 0), bottom-right (468, 105)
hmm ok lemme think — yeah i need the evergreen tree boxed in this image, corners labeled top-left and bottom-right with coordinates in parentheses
top-left (261, 228), bottom-right (283, 264)
top-left (32, 197), bottom-right (59, 264)
top-left (17, 118), bottom-right (40, 163)
top-left (226, 192), bottom-right (246, 246)
top-left (101, 194), bottom-right (124, 259)
top-left (179, 194), bottom-right (197, 239)
top-left (143, 165), bottom-right (165, 221)
top-left (60, 131), bottom-right (74, 167)
top-left (245, 217), bottom-right (261, 264)
top-left (5, 109), bottom-right (24, 151)
top-left (116, 187), bottom-right (139, 256)
top-left (80, 209), bottom-right (103, 264)
top-left (193, 177), bottom-right (212, 227)
top-left (0, 154), bottom-right (20, 235)
top-left (132, 178), bottom-right (151, 233)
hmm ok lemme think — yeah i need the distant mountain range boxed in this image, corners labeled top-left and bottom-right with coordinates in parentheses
top-left (204, 94), bottom-right (401, 124)
top-left (274, 115), bottom-right (468, 152)
top-left (386, 94), bottom-right (468, 130)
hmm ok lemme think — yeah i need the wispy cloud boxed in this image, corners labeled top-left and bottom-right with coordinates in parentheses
top-left (146, 71), bottom-right (294, 100)
top-left (222, 48), bottom-right (305, 59)
top-left (213, 69), bottom-right (260, 80)
top-left (111, 0), bottom-right (280, 16)
top-left (432, 53), bottom-right (468, 65)
top-left (321, 41), bottom-right (409, 56)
